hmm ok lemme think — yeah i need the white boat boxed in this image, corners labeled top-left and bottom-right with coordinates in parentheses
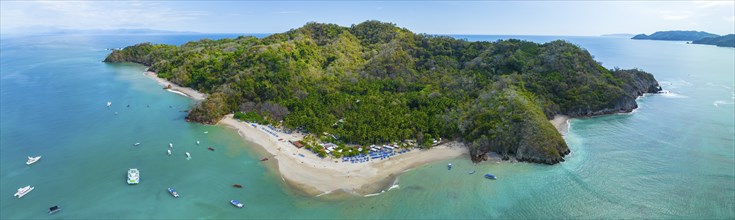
top-left (167, 149), bottom-right (171, 156)
top-left (185, 152), bottom-right (191, 159)
top-left (204, 131), bottom-right (208, 134)
top-left (169, 143), bottom-right (173, 148)
top-left (167, 188), bottom-right (179, 198)
top-left (196, 141), bottom-right (200, 145)
top-left (127, 168), bottom-right (139, 184)
top-left (26, 156), bottom-right (41, 165)
top-left (14, 185), bottom-right (34, 198)
top-left (133, 143), bottom-right (141, 146)
top-left (230, 200), bottom-right (244, 208)
top-left (106, 101), bottom-right (112, 107)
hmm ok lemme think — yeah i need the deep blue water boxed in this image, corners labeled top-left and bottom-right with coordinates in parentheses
top-left (1, 33), bottom-right (733, 219)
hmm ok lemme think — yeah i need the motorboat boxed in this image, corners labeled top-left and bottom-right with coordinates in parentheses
top-left (185, 152), bottom-right (191, 159)
top-left (167, 188), bottom-right (179, 198)
top-left (233, 184), bottom-right (243, 188)
top-left (133, 143), bottom-right (141, 146)
top-left (167, 149), bottom-right (172, 156)
top-left (128, 168), bottom-right (140, 184)
top-left (204, 131), bottom-right (209, 134)
top-left (230, 200), bottom-right (244, 208)
top-left (48, 205), bottom-right (61, 214)
top-left (260, 157), bottom-right (268, 162)
top-left (196, 141), bottom-right (200, 145)
top-left (208, 147), bottom-right (215, 151)
top-left (468, 170), bottom-right (476, 175)
top-left (107, 101), bottom-right (112, 107)
top-left (26, 156), bottom-right (41, 165)
top-left (169, 143), bottom-right (173, 148)
top-left (484, 174), bottom-right (497, 180)
top-left (14, 185), bottom-right (34, 198)
top-left (447, 163), bottom-right (452, 170)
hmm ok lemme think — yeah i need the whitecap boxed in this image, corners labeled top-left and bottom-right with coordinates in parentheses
top-left (658, 90), bottom-right (688, 98)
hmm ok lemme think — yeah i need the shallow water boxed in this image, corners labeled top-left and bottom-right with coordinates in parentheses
top-left (1, 34), bottom-right (733, 218)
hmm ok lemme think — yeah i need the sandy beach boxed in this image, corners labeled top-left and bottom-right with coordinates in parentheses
top-left (219, 115), bottom-right (467, 196)
top-left (142, 71), bottom-right (577, 197)
top-left (144, 71), bottom-right (207, 101)
top-left (550, 114), bottom-right (570, 135)
top-left (143, 70), bottom-right (468, 196)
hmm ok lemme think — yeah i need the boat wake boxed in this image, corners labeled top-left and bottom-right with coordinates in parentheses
top-left (713, 100), bottom-right (734, 107)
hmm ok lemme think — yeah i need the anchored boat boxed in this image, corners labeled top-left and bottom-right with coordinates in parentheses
top-left (484, 174), bottom-right (497, 180)
top-left (167, 188), bottom-right (179, 198)
top-left (13, 185), bottom-right (34, 198)
top-left (128, 168), bottom-right (140, 184)
top-left (48, 205), bottom-right (61, 214)
top-left (26, 156), bottom-right (41, 165)
top-left (230, 200), bottom-right (244, 208)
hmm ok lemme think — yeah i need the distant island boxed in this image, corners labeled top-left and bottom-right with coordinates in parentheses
top-left (691, 34), bottom-right (735, 48)
top-left (632, 30), bottom-right (719, 41)
top-left (601, 33), bottom-right (635, 38)
top-left (105, 21), bottom-right (661, 166)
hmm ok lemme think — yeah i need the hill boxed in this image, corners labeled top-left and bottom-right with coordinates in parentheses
top-left (632, 31), bottom-right (719, 41)
top-left (692, 34), bottom-right (735, 47)
top-left (104, 21), bottom-right (661, 164)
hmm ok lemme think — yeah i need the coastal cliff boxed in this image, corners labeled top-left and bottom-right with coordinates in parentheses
top-left (104, 21), bottom-right (660, 165)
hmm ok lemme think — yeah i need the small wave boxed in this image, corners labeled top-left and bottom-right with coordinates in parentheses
top-left (387, 184), bottom-right (400, 191)
top-left (165, 89), bottom-right (191, 98)
top-left (315, 190), bottom-right (334, 197)
top-left (364, 192), bottom-right (381, 197)
top-left (713, 100), bottom-right (734, 107)
top-left (658, 90), bottom-right (688, 98)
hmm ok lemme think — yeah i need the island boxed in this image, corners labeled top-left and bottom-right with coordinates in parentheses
top-left (632, 30), bottom-right (719, 41)
top-left (104, 21), bottom-right (660, 195)
top-left (691, 34), bottom-right (735, 48)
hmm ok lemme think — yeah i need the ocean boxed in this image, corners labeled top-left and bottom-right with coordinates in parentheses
top-left (1, 33), bottom-right (733, 219)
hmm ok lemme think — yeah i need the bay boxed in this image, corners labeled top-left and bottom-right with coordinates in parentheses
top-left (1, 33), bottom-right (732, 218)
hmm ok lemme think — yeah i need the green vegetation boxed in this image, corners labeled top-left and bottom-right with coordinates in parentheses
top-left (233, 111), bottom-right (267, 124)
top-left (632, 31), bottom-right (719, 41)
top-left (692, 34), bottom-right (735, 48)
top-left (105, 21), bottom-right (660, 164)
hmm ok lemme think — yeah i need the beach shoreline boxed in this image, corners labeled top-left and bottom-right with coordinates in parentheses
top-left (141, 70), bottom-right (573, 197)
top-left (550, 114), bottom-right (570, 135)
top-left (144, 71), bottom-right (207, 101)
top-left (219, 115), bottom-right (468, 196)
top-left (141, 71), bottom-right (469, 196)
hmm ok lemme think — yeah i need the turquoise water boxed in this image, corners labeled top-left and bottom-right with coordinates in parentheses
top-left (1, 34), bottom-right (733, 219)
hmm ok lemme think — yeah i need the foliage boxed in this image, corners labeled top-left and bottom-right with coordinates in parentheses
top-left (692, 34), bottom-right (735, 48)
top-left (233, 111), bottom-right (267, 124)
top-left (106, 21), bottom-right (660, 162)
top-left (632, 31), bottom-right (719, 41)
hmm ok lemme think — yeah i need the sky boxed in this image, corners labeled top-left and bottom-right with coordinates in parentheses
top-left (1, 1), bottom-right (734, 36)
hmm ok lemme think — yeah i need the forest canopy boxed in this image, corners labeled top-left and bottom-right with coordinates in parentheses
top-left (105, 21), bottom-right (660, 164)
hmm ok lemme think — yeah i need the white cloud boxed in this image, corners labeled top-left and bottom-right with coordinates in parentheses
top-left (1, 1), bottom-right (205, 33)
top-left (658, 10), bottom-right (693, 20)
top-left (725, 15), bottom-right (735, 23)
top-left (693, 0), bottom-right (735, 8)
